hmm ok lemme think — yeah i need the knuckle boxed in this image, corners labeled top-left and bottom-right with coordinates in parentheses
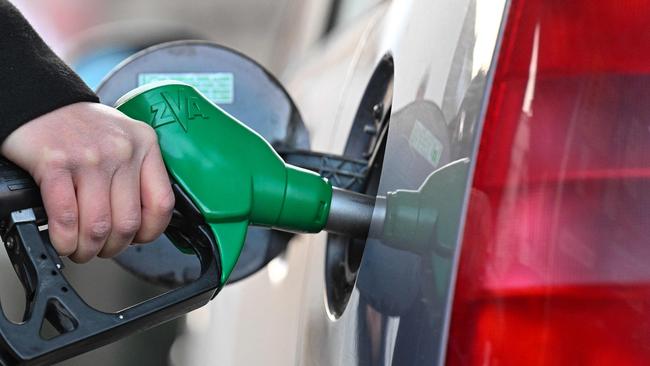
top-left (87, 220), bottom-right (111, 241)
top-left (40, 149), bottom-right (74, 172)
top-left (139, 124), bottom-right (158, 145)
top-left (155, 189), bottom-right (176, 216)
top-left (112, 136), bottom-right (135, 161)
top-left (114, 216), bottom-right (141, 238)
top-left (82, 147), bottom-right (101, 167)
top-left (54, 210), bottom-right (78, 229)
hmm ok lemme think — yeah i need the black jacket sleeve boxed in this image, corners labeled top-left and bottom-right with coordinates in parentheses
top-left (0, 1), bottom-right (98, 143)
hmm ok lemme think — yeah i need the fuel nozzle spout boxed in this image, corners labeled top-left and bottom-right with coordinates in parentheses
top-left (323, 158), bottom-right (470, 255)
top-left (324, 187), bottom-right (377, 239)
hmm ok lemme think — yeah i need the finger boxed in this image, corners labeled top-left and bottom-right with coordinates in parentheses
top-left (70, 170), bottom-right (112, 263)
top-left (134, 147), bottom-right (174, 243)
top-left (40, 171), bottom-right (78, 256)
top-left (98, 165), bottom-right (141, 258)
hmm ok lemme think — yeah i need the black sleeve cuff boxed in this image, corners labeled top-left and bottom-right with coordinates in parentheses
top-left (0, 1), bottom-right (99, 143)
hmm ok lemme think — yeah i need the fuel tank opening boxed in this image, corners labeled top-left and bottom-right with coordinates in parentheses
top-left (325, 54), bottom-right (393, 318)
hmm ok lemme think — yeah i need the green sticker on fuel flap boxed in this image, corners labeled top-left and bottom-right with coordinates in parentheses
top-left (409, 120), bottom-right (443, 167)
top-left (138, 73), bottom-right (235, 104)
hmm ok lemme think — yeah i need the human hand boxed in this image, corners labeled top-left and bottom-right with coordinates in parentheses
top-left (1, 102), bottom-right (175, 262)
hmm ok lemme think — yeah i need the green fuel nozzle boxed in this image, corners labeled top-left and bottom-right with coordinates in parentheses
top-left (115, 81), bottom-right (470, 286)
top-left (116, 81), bottom-right (332, 284)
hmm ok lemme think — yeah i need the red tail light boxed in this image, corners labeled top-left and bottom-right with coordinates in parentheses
top-left (447, 0), bottom-right (650, 365)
